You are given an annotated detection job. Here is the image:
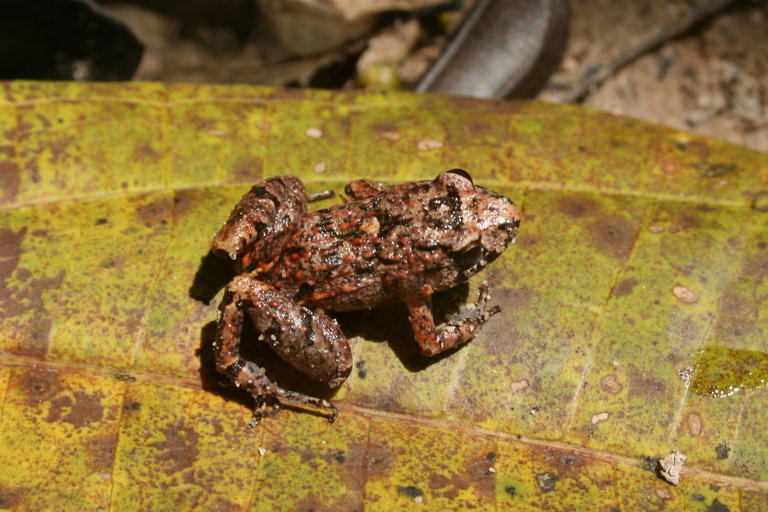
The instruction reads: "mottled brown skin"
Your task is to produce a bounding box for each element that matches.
[213,170,520,425]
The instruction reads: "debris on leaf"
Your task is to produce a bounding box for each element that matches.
[305,127,324,138]
[658,449,687,485]
[416,139,443,151]
[510,378,529,392]
[672,284,698,304]
[687,413,702,436]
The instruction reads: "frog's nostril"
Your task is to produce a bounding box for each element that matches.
[500,216,521,233]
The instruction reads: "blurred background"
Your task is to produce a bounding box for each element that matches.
[1,0,766,152]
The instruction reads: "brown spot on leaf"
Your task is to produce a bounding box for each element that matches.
[0,226,25,259]
[628,371,668,399]
[229,157,263,183]
[0,227,64,354]
[15,267,31,281]
[150,423,200,475]
[0,258,15,279]
[0,271,64,354]
[364,442,394,478]
[136,143,160,160]
[481,287,536,357]
[434,450,496,504]
[715,290,757,338]
[515,233,540,249]
[0,158,20,205]
[371,121,397,134]
[552,451,585,472]
[428,473,453,495]
[497,286,535,307]
[674,263,696,276]
[87,432,119,472]
[0,488,23,508]
[588,216,636,260]
[601,374,622,393]
[613,278,638,298]
[558,195,597,218]
[18,369,107,428]
[46,390,106,428]
[18,369,62,406]
[669,212,703,233]
[47,135,77,165]
[742,245,768,281]
[135,197,172,227]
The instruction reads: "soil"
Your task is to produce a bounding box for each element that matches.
[108,0,768,153]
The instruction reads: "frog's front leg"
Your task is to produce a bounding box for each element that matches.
[405,282,501,357]
[215,274,353,425]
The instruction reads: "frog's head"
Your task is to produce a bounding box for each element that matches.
[420,169,520,287]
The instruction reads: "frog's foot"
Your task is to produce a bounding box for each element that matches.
[247,393,282,428]
[406,281,501,357]
[453,281,501,324]
[307,189,335,202]
[248,385,339,426]
[273,387,339,423]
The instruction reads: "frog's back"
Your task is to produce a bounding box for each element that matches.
[262,185,427,311]
[261,171,519,312]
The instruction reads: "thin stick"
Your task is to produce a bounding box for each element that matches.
[561,0,739,103]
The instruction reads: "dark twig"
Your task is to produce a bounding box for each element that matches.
[561,0,739,103]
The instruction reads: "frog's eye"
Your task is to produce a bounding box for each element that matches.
[435,168,474,192]
[446,168,473,184]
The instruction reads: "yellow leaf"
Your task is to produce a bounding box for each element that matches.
[1,82,767,511]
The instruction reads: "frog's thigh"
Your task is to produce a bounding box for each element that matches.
[228,276,353,388]
[213,176,308,259]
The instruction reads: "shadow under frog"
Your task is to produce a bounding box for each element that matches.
[191,170,520,425]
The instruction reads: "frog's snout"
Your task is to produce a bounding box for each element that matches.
[502,198,521,230]
[480,195,520,252]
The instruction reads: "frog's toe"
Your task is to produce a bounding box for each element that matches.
[273,386,340,423]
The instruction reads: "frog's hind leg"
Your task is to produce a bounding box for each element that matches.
[214,283,280,426]
[215,274,352,425]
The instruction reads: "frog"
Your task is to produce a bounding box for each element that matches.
[212,169,520,426]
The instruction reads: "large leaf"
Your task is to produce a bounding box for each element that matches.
[0,82,766,511]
